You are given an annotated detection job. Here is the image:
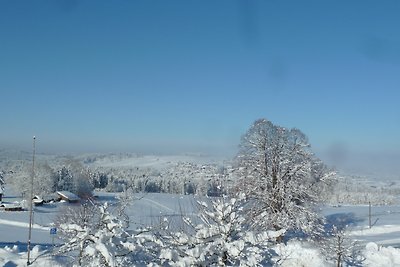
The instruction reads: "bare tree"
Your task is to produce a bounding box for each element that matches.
[235,119,333,239]
[321,225,365,267]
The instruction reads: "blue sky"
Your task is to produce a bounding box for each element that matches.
[1,1,399,162]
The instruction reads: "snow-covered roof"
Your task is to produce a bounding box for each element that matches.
[56,191,80,201]
[41,193,59,202]
[33,195,43,202]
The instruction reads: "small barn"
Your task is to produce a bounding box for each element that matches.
[32,195,44,206]
[42,193,61,203]
[0,203,23,211]
[56,191,80,203]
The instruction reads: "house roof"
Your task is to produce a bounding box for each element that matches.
[41,193,59,202]
[56,191,80,201]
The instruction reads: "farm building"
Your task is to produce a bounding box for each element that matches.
[0,203,23,211]
[32,195,44,206]
[42,193,61,203]
[56,191,80,203]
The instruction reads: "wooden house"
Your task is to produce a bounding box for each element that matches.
[56,191,80,203]
[32,195,44,206]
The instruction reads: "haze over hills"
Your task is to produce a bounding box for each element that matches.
[1,146,399,183]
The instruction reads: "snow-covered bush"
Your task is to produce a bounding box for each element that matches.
[363,242,400,267]
[57,202,154,267]
[157,194,275,266]
[273,240,330,267]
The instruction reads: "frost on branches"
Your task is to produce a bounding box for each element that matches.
[321,225,365,267]
[158,194,277,266]
[235,119,333,239]
[57,202,153,267]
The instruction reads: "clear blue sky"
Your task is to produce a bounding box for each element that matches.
[1,1,399,160]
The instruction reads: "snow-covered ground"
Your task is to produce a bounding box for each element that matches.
[2,151,400,266]
[2,190,400,266]
[322,205,400,247]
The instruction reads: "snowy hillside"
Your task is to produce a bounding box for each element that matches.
[1,149,399,204]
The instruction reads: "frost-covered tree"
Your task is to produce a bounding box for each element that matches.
[55,160,94,197]
[68,160,94,198]
[235,119,333,239]
[9,161,56,198]
[56,201,97,235]
[90,172,109,189]
[321,225,364,267]
[57,202,154,267]
[160,162,195,195]
[34,162,57,195]
[56,166,74,192]
[158,194,276,266]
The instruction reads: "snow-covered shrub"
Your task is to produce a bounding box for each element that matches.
[57,202,153,267]
[158,194,275,266]
[363,242,400,267]
[273,240,329,267]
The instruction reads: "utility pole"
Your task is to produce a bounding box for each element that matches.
[27,136,36,266]
[369,201,372,229]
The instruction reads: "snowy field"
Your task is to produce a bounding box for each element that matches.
[2,190,400,266]
[322,205,400,248]
[0,188,197,244]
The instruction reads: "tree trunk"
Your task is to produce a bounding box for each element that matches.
[274,225,284,243]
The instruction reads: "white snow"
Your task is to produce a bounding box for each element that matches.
[0,218,49,230]
[350,225,400,236]
[0,245,65,267]
[274,240,329,267]
[1,162,400,266]
[363,242,400,267]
